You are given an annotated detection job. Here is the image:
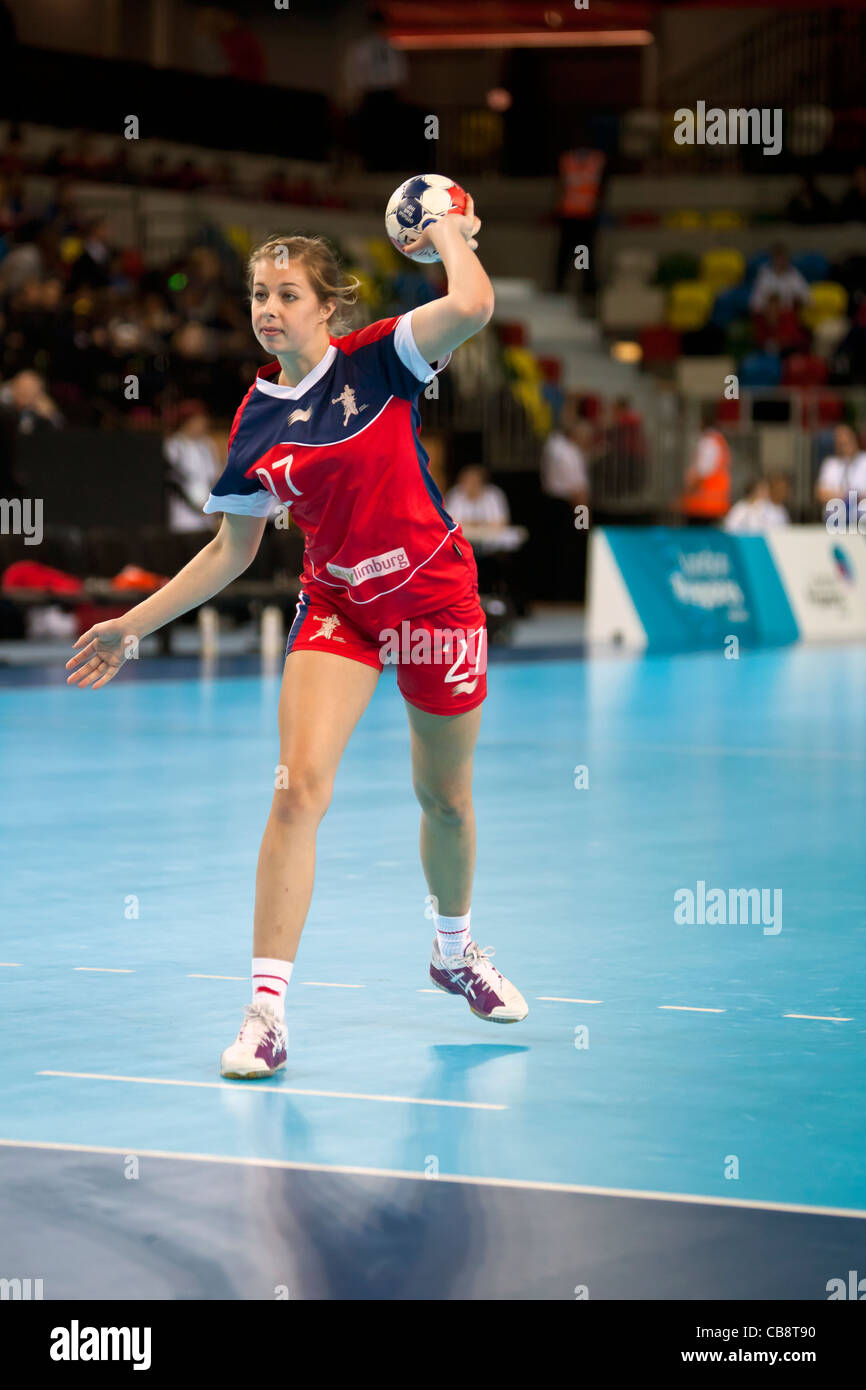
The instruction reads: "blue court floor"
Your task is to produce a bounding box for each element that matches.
[1,643,865,1299]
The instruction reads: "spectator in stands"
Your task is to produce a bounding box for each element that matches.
[0,393,22,498]
[604,396,647,495]
[67,217,113,294]
[554,142,606,298]
[766,470,792,525]
[814,423,866,522]
[541,413,590,511]
[342,6,409,172]
[723,475,788,533]
[752,291,810,357]
[678,402,731,525]
[192,6,266,83]
[749,243,810,314]
[832,299,866,384]
[0,370,63,433]
[540,411,591,601]
[839,163,866,222]
[163,401,220,534]
[0,228,43,294]
[786,173,835,225]
[444,464,510,533]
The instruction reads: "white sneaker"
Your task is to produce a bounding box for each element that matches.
[430,939,529,1023]
[220,1002,287,1079]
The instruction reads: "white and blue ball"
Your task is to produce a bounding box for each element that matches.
[385,173,467,263]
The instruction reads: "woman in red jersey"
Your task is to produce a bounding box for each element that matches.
[66,194,528,1078]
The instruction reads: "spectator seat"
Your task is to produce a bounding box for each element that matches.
[619,108,660,160]
[793,251,830,283]
[802,281,848,328]
[600,283,666,331]
[781,353,829,387]
[638,324,681,365]
[738,352,783,388]
[612,247,658,284]
[667,280,714,331]
[700,247,745,291]
[788,105,834,157]
[712,284,751,326]
[675,356,737,396]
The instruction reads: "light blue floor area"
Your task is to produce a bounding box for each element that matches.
[2,645,866,1215]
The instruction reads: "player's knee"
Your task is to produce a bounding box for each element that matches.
[414,780,472,826]
[272,766,333,824]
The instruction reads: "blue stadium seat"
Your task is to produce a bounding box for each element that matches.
[711,284,751,326]
[738,351,783,387]
[745,251,771,283]
[793,251,830,283]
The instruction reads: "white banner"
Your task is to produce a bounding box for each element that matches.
[765,527,866,643]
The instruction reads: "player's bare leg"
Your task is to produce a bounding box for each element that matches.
[407,702,480,917]
[221,650,379,1077]
[255,649,380,960]
[407,701,528,1023]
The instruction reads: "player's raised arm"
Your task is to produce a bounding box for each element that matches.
[409,195,495,363]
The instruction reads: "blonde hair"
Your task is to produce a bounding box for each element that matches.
[247,234,360,334]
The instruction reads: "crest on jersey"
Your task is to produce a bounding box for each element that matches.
[310,614,345,642]
[331,386,369,428]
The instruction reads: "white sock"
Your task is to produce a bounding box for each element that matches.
[252,957,293,1019]
[435,910,471,959]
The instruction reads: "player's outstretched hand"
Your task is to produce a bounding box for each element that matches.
[66,619,137,689]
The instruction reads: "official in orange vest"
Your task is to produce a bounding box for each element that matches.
[679,404,732,524]
[555,146,606,296]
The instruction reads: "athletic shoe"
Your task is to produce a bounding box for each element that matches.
[220,1001,287,1079]
[430,939,529,1023]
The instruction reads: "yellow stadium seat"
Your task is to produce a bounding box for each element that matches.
[801,281,849,328]
[224,225,251,258]
[667,279,715,331]
[700,247,746,291]
[365,239,397,275]
[664,209,703,229]
[706,209,746,230]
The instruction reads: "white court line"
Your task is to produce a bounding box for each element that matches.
[1,1136,864,1221]
[188,974,246,981]
[601,741,865,764]
[302,982,364,989]
[784,1013,852,1023]
[0,963,21,967]
[37,1070,505,1111]
[18,967,860,1021]
[538,996,604,1004]
[73,967,134,974]
[659,1005,726,1014]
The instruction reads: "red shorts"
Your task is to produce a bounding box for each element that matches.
[285,588,487,716]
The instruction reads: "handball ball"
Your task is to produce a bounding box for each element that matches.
[385,174,467,263]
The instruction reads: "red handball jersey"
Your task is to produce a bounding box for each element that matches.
[204,311,478,635]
